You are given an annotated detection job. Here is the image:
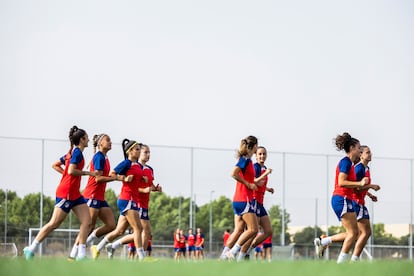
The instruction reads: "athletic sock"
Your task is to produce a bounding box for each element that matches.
[112,240,123,249]
[337,252,349,264]
[229,244,241,256]
[69,244,78,258]
[321,237,332,247]
[28,239,40,252]
[137,247,145,260]
[97,237,109,251]
[77,244,86,259]
[237,252,246,262]
[351,255,359,262]
[86,231,98,245]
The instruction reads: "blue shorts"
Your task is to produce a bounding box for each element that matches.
[86,198,109,209]
[354,203,370,221]
[331,195,355,221]
[128,245,136,252]
[140,207,150,220]
[263,243,272,249]
[256,203,268,217]
[117,199,140,216]
[187,245,195,252]
[255,246,263,253]
[195,246,204,251]
[233,199,256,216]
[55,196,86,213]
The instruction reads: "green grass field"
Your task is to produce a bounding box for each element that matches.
[1,258,413,276]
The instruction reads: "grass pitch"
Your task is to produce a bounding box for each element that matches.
[1,257,413,276]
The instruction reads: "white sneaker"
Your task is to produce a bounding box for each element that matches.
[313,237,326,258]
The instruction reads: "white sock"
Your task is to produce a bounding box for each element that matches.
[28,239,40,252]
[137,247,145,260]
[77,244,86,258]
[246,247,253,256]
[69,244,78,258]
[97,237,109,251]
[86,231,98,244]
[230,244,241,255]
[351,255,359,261]
[220,247,230,259]
[112,240,123,249]
[337,252,349,264]
[237,252,246,262]
[321,237,332,247]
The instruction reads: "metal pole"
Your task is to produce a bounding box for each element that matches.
[314,198,318,238]
[281,153,286,246]
[410,159,413,260]
[178,196,182,229]
[189,148,194,230]
[39,139,44,257]
[326,155,330,259]
[4,189,7,243]
[209,191,214,255]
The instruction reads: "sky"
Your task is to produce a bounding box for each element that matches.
[1,1,414,231]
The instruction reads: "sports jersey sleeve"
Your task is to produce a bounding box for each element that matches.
[70,147,84,165]
[338,157,352,174]
[254,163,262,177]
[235,157,249,173]
[354,163,365,181]
[59,155,65,164]
[113,159,131,175]
[93,152,106,171]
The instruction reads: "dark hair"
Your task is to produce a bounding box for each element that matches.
[237,135,258,158]
[122,138,139,159]
[334,132,359,153]
[68,125,86,151]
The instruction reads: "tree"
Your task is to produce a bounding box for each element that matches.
[268,205,291,245]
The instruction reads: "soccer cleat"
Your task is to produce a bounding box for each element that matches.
[23,247,34,260]
[90,245,100,260]
[76,256,87,261]
[225,250,236,261]
[105,243,115,259]
[67,256,76,262]
[313,237,327,258]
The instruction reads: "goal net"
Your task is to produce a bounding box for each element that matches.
[0,243,18,258]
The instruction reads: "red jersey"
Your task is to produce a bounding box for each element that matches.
[223,232,230,246]
[263,235,272,244]
[83,151,110,201]
[332,156,356,198]
[137,164,154,209]
[232,157,255,202]
[253,163,268,204]
[114,159,144,202]
[55,147,85,200]
[179,234,186,249]
[195,233,204,247]
[173,232,180,248]
[353,162,371,205]
[187,234,195,246]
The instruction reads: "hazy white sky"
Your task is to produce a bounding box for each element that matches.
[1,1,414,228]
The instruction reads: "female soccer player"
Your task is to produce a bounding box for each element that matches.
[24,126,96,260]
[91,139,146,261]
[314,144,380,262]
[68,134,120,260]
[219,135,259,261]
[243,146,274,259]
[100,144,162,258]
[351,145,380,261]
[314,132,368,263]
[195,228,205,260]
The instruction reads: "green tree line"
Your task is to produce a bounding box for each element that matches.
[1,189,408,246]
[0,189,291,245]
